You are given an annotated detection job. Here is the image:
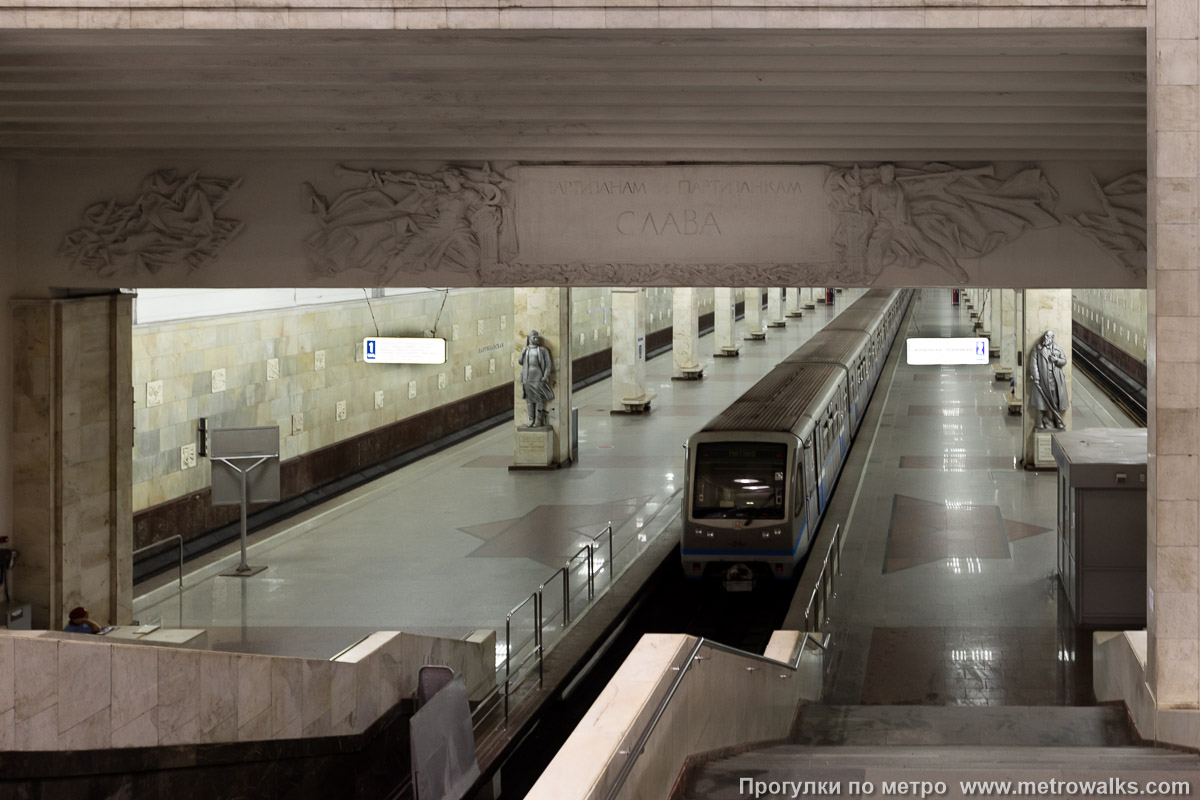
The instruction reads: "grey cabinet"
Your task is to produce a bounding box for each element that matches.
[1051,428,1146,629]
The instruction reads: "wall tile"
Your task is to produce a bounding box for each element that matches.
[14,637,57,725]
[57,641,111,734]
[237,654,272,728]
[199,651,237,735]
[157,648,200,738]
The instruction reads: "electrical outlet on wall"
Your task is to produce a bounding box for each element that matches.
[180,443,197,470]
[336,400,346,421]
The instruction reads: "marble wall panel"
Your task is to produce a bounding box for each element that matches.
[236,653,272,732]
[271,658,303,739]
[1148,0,1200,713]
[157,648,200,742]
[713,288,736,354]
[111,645,157,739]
[198,651,237,739]
[57,640,111,735]
[14,637,57,732]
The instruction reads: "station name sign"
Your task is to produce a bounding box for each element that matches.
[906,338,990,366]
[363,337,447,364]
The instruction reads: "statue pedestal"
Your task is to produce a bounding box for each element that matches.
[511,426,557,469]
[1031,430,1057,469]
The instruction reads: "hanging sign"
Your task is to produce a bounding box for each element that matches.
[363,337,447,364]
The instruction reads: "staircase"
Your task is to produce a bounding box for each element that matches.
[676,706,1199,800]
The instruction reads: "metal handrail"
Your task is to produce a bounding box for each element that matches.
[803,523,841,632]
[539,566,571,627]
[504,591,541,725]
[603,633,822,800]
[132,534,184,592]
[476,513,659,731]
[566,543,594,604]
[590,522,614,580]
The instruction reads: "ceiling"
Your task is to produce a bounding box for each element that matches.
[0,27,1147,162]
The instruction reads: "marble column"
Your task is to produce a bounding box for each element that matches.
[671,287,702,378]
[786,288,804,318]
[513,288,572,467]
[11,293,134,629]
[989,288,1003,358]
[767,288,786,328]
[1021,290,1071,468]
[713,287,738,357]
[803,288,816,310]
[610,288,647,411]
[1001,289,1018,375]
[1147,0,1200,713]
[743,288,765,339]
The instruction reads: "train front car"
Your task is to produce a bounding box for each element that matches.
[681,361,840,588]
[682,429,811,589]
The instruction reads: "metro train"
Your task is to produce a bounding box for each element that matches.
[681,289,913,586]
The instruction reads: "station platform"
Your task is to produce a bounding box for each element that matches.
[133,291,872,661]
[134,287,1137,715]
[808,289,1138,707]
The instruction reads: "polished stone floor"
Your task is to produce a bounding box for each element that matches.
[824,290,1138,706]
[134,291,872,660]
[134,287,1137,707]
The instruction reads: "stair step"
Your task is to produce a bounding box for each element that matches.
[792,705,1134,747]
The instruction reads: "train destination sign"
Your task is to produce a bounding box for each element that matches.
[363,337,447,364]
[906,338,990,366]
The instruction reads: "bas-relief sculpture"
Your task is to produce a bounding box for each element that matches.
[1069,172,1147,279]
[518,330,553,428]
[825,163,1060,284]
[1031,329,1068,430]
[302,164,517,283]
[60,170,244,276]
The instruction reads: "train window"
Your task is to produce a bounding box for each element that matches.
[692,442,787,520]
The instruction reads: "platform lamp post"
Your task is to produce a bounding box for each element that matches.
[208,426,281,577]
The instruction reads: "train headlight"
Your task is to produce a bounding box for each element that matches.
[706,531,714,538]
[762,531,770,539]
[773,528,781,536]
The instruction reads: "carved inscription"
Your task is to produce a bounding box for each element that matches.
[516,165,833,266]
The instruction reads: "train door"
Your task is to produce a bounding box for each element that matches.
[817,412,834,512]
[837,376,851,460]
[801,438,819,541]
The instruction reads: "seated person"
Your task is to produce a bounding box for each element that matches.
[63,606,101,634]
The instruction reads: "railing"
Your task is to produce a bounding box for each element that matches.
[132,535,184,593]
[473,521,626,730]
[802,523,842,633]
[602,633,826,800]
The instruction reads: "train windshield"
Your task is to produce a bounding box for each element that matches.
[692,442,788,519]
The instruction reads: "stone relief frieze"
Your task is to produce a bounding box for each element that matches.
[487,262,830,287]
[825,163,1060,285]
[302,164,517,282]
[1068,172,1147,279]
[60,169,244,277]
